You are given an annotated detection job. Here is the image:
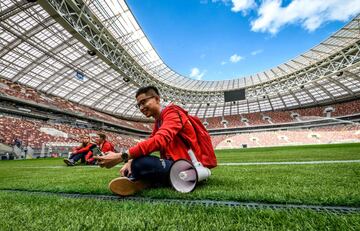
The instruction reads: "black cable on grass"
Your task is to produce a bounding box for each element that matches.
[1,189,359,214]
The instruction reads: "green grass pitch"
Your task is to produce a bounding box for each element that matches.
[0,143,359,230]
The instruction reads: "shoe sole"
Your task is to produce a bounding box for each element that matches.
[108,177,147,196]
[63,159,74,166]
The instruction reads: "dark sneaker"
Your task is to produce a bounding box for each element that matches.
[63,159,75,166]
[109,177,149,196]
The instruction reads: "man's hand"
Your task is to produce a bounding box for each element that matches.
[119,159,133,177]
[94,152,122,168]
[105,151,117,156]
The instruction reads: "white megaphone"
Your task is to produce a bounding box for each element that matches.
[170,149,211,193]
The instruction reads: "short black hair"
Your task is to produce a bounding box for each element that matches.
[135,86,160,98]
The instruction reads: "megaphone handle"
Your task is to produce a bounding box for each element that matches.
[188,149,200,165]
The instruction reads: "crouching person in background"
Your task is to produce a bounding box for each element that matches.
[64,135,95,166]
[85,133,114,165]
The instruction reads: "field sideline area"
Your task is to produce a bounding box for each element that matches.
[1,143,360,230]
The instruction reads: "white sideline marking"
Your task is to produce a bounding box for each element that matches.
[219,160,360,166]
[3,160,360,169]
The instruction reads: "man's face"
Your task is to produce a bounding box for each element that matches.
[136,93,160,118]
[82,137,90,144]
[96,136,103,145]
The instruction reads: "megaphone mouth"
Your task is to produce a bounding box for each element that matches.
[169,159,198,193]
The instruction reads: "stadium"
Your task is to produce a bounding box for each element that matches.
[0,0,360,229]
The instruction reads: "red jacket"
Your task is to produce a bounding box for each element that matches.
[85,140,114,163]
[99,140,114,153]
[129,104,202,162]
[72,143,95,155]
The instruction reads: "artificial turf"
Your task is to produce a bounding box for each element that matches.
[0,191,359,231]
[215,143,360,163]
[0,143,359,206]
[0,143,359,230]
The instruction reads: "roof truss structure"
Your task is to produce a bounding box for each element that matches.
[0,0,360,120]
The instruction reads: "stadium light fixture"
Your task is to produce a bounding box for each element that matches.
[87,50,96,56]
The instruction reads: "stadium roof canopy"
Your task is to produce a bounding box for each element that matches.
[1,0,360,120]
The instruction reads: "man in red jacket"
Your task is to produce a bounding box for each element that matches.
[96,86,216,196]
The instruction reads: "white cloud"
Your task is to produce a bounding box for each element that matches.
[215,0,360,34]
[212,0,256,12]
[251,0,360,34]
[189,67,206,80]
[229,54,243,63]
[251,49,263,56]
[231,0,257,13]
[221,61,227,65]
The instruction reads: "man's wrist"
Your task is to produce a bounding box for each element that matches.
[121,150,129,163]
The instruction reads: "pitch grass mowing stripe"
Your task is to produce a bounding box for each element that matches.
[219,160,360,166]
[7,159,360,169]
[2,189,359,214]
[1,191,359,231]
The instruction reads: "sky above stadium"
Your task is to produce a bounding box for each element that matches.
[126,0,360,81]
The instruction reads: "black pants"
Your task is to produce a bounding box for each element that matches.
[131,156,173,185]
[70,152,86,163]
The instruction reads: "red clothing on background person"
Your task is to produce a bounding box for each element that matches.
[99,140,115,153]
[72,143,95,155]
[85,140,114,164]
